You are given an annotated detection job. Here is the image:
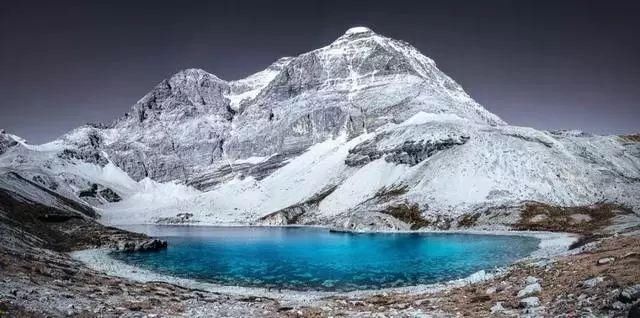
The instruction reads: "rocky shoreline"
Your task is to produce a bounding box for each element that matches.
[1,189,639,317]
[311,235,640,317]
[69,229,576,302]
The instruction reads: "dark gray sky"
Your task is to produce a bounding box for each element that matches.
[1,0,638,143]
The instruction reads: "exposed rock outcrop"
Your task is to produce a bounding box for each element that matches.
[115,239,168,252]
[0,130,19,155]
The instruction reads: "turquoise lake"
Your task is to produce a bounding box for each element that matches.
[111,226,539,291]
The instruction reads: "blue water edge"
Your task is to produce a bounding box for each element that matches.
[110,226,539,291]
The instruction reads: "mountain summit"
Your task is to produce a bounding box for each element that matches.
[1,27,638,230]
[89,27,507,183]
[344,26,374,34]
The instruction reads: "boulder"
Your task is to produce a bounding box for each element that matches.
[519,297,540,308]
[525,276,539,284]
[628,302,640,318]
[138,239,168,251]
[490,302,505,314]
[517,283,542,298]
[582,276,604,288]
[619,284,640,303]
[529,214,548,223]
[597,257,615,265]
[610,301,626,311]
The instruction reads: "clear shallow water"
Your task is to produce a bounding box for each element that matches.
[111,226,539,291]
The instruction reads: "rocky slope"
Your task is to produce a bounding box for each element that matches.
[0,27,639,229]
[0,187,279,317]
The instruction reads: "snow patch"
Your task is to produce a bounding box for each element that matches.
[233,155,273,165]
[319,159,410,215]
[399,111,466,127]
[345,26,373,35]
[101,178,201,225]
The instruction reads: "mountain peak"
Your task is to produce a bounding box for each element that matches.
[344,26,374,35]
[172,68,222,82]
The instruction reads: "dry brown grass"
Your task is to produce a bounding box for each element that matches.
[382,202,429,230]
[515,201,631,233]
[620,134,640,143]
[457,213,481,228]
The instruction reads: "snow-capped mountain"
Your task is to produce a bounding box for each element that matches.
[1,27,639,229]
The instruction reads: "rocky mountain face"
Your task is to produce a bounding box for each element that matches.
[1,27,639,229]
[99,26,504,185]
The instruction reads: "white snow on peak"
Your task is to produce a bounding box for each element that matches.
[345,26,373,35]
[2,24,638,230]
[227,57,293,110]
[173,68,222,82]
[6,133,26,144]
[398,112,467,127]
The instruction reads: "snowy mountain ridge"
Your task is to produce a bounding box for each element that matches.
[1,27,639,230]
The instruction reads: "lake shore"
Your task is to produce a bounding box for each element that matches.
[70,227,578,303]
[1,197,639,317]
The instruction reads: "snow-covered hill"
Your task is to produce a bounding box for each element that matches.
[1,27,639,229]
